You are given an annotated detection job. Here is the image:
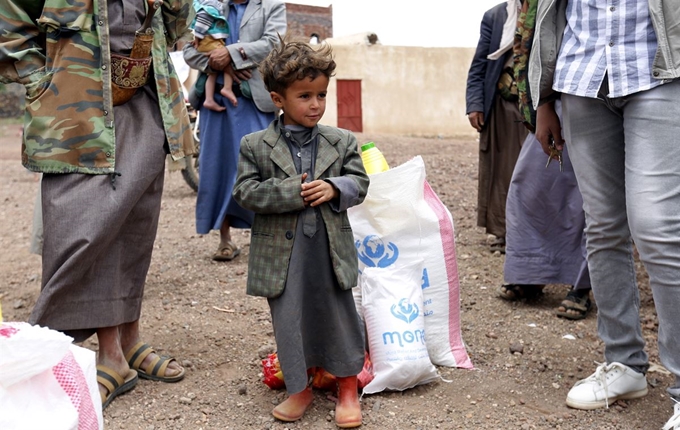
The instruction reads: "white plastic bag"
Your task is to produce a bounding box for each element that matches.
[0,322,103,430]
[361,262,439,394]
[0,322,71,387]
[349,156,473,368]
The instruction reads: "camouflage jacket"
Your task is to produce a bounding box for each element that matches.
[513,0,537,131]
[0,0,195,174]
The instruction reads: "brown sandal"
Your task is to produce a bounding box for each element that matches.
[489,237,506,254]
[498,284,544,301]
[124,341,185,383]
[556,289,592,320]
[212,241,241,261]
[97,365,138,410]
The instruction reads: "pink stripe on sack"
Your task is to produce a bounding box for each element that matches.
[423,181,473,369]
[53,351,99,430]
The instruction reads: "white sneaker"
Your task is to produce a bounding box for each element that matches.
[566,362,648,410]
[663,399,680,430]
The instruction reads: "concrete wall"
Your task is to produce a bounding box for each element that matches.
[323,43,477,138]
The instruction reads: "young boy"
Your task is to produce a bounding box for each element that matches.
[191,0,238,111]
[232,38,369,428]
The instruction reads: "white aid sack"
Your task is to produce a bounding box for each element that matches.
[348,156,473,368]
[361,263,439,394]
[0,322,103,430]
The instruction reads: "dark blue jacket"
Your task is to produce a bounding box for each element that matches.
[465,2,510,126]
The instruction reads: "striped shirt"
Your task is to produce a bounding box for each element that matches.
[553,0,660,98]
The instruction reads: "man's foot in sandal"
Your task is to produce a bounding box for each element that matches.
[498,284,544,301]
[97,365,138,410]
[212,240,241,261]
[489,236,506,253]
[556,287,592,320]
[124,342,185,383]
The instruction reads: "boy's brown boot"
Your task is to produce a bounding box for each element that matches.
[335,376,362,428]
[272,386,313,422]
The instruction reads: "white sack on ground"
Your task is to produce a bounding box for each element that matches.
[361,262,439,394]
[348,156,473,368]
[0,322,103,430]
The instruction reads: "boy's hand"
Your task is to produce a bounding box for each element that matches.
[301,174,338,207]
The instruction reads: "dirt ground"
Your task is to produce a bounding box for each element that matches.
[0,120,674,430]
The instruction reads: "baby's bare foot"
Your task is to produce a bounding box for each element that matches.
[203,98,226,112]
[220,88,238,107]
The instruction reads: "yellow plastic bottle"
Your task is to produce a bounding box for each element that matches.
[360,142,390,174]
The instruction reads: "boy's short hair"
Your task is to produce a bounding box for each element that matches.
[259,35,336,95]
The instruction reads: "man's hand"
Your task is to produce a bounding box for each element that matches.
[208,47,252,82]
[468,111,485,132]
[228,67,252,84]
[300,173,338,207]
[536,102,564,156]
[208,47,232,71]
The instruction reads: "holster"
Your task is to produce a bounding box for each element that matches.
[111,31,154,106]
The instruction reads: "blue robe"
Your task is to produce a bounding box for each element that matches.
[195,94,273,233]
[503,126,591,289]
[195,1,274,234]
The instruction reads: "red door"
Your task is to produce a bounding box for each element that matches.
[337,80,362,132]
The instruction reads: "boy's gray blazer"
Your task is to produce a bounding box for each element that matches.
[183,0,286,112]
[233,122,370,298]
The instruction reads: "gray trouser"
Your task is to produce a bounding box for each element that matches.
[562,79,680,398]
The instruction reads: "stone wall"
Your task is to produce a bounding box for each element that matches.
[284,3,333,42]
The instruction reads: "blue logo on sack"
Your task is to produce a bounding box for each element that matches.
[382,298,425,347]
[421,268,430,290]
[390,298,419,323]
[355,235,399,268]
